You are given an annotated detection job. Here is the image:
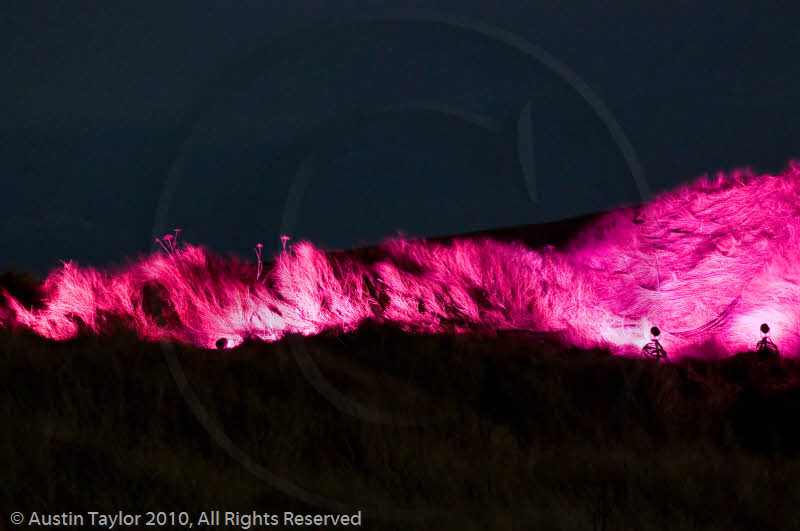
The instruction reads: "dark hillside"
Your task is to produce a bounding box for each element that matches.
[3,311,800,530]
[3,211,800,530]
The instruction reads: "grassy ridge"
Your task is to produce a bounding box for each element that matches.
[3,322,800,530]
[3,211,799,529]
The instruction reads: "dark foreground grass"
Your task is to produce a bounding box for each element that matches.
[3,322,800,530]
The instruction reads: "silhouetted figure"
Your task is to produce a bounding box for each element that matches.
[216,337,228,350]
[755,323,779,356]
[642,326,668,361]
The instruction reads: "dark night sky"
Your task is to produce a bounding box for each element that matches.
[2,1,799,276]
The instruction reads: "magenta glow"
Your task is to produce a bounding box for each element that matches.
[3,161,800,360]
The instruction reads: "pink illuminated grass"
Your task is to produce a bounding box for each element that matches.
[2,161,800,359]
[255,243,263,281]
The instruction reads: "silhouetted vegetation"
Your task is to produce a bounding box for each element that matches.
[3,322,800,530]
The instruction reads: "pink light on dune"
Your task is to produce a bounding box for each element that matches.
[2,161,800,359]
